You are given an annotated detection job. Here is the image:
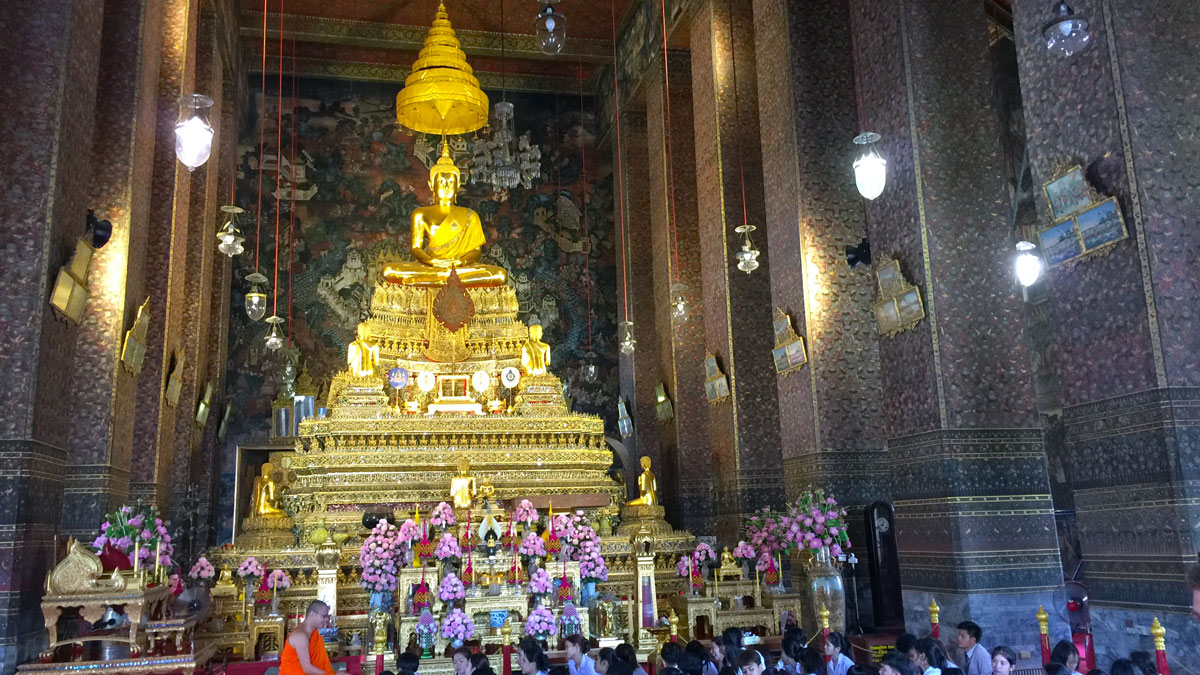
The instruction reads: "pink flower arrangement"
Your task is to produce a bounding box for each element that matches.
[360,520,403,593]
[579,553,609,583]
[514,500,539,526]
[693,542,716,565]
[237,556,264,578]
[266,569,291,591]
[435,532,462,562]
[188,556,215,580]
[525,604,557,637]
[92,501,174,569]
[676,555,692,578]
[441,608,476,642]
[529,568,553,595]
[397,518,419,545]
[430,502,456,528]
[520,532,546,558]
[732,541,757,561]
[777,489,852,556]
[438,572,466,602]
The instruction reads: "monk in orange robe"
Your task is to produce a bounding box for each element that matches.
[281,600,334,675]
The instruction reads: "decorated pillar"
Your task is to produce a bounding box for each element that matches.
[645,50,715,535]
[689,0,784,539]
[849,0,1060,648]
[1011,0,1200,665]
[59,0,168,537]
[615,108,664,490]
[0,0,106,667]
[130,0,202,510]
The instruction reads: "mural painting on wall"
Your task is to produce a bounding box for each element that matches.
[220,80,619,539]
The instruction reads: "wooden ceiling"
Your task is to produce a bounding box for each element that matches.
[242,0,637,93]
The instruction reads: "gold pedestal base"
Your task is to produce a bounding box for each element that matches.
[237,514,295,549]
[513,374,567,414]
[617,504,672,535]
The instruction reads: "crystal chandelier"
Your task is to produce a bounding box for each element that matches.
[245,272,268,321]
[1043,1,1090,57]
[264,315,286,351]
[618,321,637,354]
[216,205,246,257]
[670,282,688,322]
[734,225,760,274]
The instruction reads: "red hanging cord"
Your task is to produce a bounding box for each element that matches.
[577,60,593,350]
[255,0,268,271]
[288,38,297,347]
[659,0,681,280]
[611,0,629,322]
[727,0,749,228]
[272,0,283,318]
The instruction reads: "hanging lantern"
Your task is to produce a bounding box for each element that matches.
[264,316,285,351]
[670,282,688,322]
[1014,240,1044,288]
[618,321,637,355]
[535,6,566,55]
[175,94,215,171]
[245,272,269,321]
[852,132,886,200]
[1043,1,1091,57]
[734,225,760,274]
[216,206,246,257]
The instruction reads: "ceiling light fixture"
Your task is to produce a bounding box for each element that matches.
[852,132,887,200]
[1014,240,1044,287]
[216,206,246,257]
[175,94,215,171]
[1043,1,1091,57]
[535,5,566,55]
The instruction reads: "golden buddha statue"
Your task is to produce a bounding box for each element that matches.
[383,142,506,287]
[625,456,658,507]
[477,477,496,501]
[450,458,477,509]
[520,322,551,376]
[251,463,285,517]
[347,324,381,377]
[721,546,737,569]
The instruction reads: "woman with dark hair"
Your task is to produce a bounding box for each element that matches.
[1049,640,1081,675]
[686,641,714,675]
[518,638,551,675]
[799,649,827,675]
[909,637,946,675]
[565,635,596,675]
[716,631,744,675]
[1045,665,1070,675]
[1128,652,1156,675]
[1109,660,1140,675]
[777,628,807,675]
[453,648,474,675]
[823,633,853,675]
[880,651,920,675]
[597,649,619,675]
[616,643,649,675]
[471,654,495,675]
[990,647,1017,675]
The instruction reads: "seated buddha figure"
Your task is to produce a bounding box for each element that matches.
[383,142,507,287]
[520,321,551,376]
[251,463,286,518]
[624,456,659,507]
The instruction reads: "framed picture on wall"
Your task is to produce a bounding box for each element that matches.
[874,299,901,335]
[896,287,925,325]
[1043,166,1092,221]
[875,259,906,297]
[1038,218,1085,267]
[1075,197,1127,252]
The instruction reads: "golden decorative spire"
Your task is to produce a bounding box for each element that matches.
[396,1,489,135]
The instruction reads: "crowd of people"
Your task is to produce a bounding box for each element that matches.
[280,601,1172,675]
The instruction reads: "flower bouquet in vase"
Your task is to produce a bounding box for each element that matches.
[430,502,456,532]
[266,569,291,615]
[188,556,216,589]
[520,531,546,570]
[438,572,466,610]
[525,604,557,642]
[732,541,757,577]
[435,532,462,572]
[529,568,552,603]
[92,501,174,574]
[236,556,265,604]
[360,520,402,607]
[513,500,539,534]
[441,608,475,648]
[415,609,438,658]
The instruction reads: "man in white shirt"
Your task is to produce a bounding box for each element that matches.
[955,622,992,675]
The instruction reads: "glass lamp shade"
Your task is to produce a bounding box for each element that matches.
[175,94,215,171]
[216,205,246,257]
[535,6,566,55]
[734,225,761,274]
[245,272,269,321]
[1014,240,1044,287]
[582,363,597,383]
[1044,2,1090,57]
[670,283,688,322]
[264,316,285,351]
[618,321,637,355]
[852,132,886,200]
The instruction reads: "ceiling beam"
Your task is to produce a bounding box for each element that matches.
[241,11,612,63]
[250,55,589,95]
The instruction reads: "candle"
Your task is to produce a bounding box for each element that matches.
[155,541,162,576]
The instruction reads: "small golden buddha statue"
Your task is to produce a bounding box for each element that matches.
[477,477,496,501]
[347,325,381,377]
[383,142,507,287]
[520,322,551,376]
[625,456,658,507]
[450,458,477,509]
[251,463,285,517]
[721,546,737,568]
